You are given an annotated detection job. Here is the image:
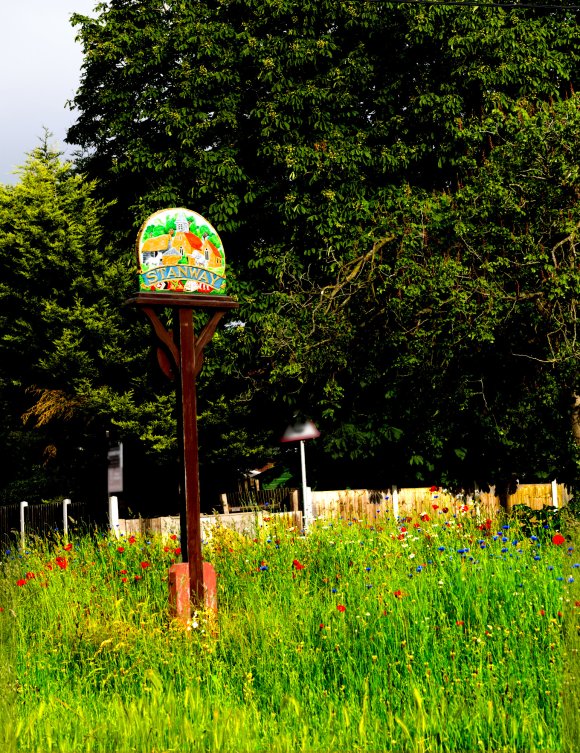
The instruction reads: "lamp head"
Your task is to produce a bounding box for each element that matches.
[280,419,320,443]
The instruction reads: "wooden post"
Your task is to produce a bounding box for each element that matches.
[127,293,238,608]
[176,307,203,603]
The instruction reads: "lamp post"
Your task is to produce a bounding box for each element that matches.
[281,419,320,529]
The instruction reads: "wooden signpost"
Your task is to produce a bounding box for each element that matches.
[126,208,238,616]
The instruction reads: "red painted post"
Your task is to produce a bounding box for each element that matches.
[168,562,191,623]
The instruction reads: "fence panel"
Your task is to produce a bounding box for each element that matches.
[0,504,21,547]
[221,488,298,514]
[0,501,99,545]
[311,484,568,522]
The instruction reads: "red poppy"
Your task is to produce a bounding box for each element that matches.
[429,485,438,492]
[336,604,346,613]
[121,577,128,583]
[25,572,35,580]
[456,620,464,626]
[558,611,563,618]
[140,561,151,569]
[432,504,439,511]
[16,579,27,587]
[539,609,546,616]
[174,548,181,556]
[119,569,127,575]
[63,543,73,551]
[128,536,136,544]
[292,559,305,570]
[134,574,142,581]
[552,533,566,546]
[55,557,68,570]
[401,526,407,533]
[45,563,53,570]
[420,514,430,522]
[117,546,125,553]
[394,589,404,599]
[442,507,449,514]
[170,534,177,541]
[163,546,171,552]
[575,601,580,608]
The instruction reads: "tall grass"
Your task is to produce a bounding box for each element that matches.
[1,508,575,752]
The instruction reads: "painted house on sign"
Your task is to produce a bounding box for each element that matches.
[137,208,226,294]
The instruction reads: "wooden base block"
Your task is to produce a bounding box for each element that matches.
[169,561,218,623]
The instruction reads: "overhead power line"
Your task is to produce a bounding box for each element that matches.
[364,0,580,9]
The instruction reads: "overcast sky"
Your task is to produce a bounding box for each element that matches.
[0,0,97,184]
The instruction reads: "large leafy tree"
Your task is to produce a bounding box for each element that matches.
[65,0,580,488]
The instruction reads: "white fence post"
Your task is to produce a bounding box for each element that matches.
[551,480,559,509]
[20,501,28,549]
[63,498,71,537]
[109,495,120,537]
[303,486,313,529]
[392,486,399,521]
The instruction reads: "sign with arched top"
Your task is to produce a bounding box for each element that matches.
[136,208,226,295]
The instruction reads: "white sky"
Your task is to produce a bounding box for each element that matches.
[0,0,97,184]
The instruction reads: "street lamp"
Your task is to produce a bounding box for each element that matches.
[281,419,320,529]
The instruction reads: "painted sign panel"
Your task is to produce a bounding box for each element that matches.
[136,208,226,295]
[107,442,123,494]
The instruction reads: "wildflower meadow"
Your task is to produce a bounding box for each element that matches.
[1,505,579,752]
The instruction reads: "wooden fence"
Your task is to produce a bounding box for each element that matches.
[117,510,302,539]
[1,483,570,546]
[114,482,570,541]
[310,483,570,521]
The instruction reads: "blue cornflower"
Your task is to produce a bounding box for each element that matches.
[530,535,538,542]
[502,525,510,530]
[332,587,338,593]
[556,576,564,581]
[259,565,268,571]
[512,540,519,546]
[533,555,541,561]
[502,537,508,543]
[365,566,371,572]
[501,548,508,553]
[416,566,423,573]
[568,577,575,583]
[438,546,445,552]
